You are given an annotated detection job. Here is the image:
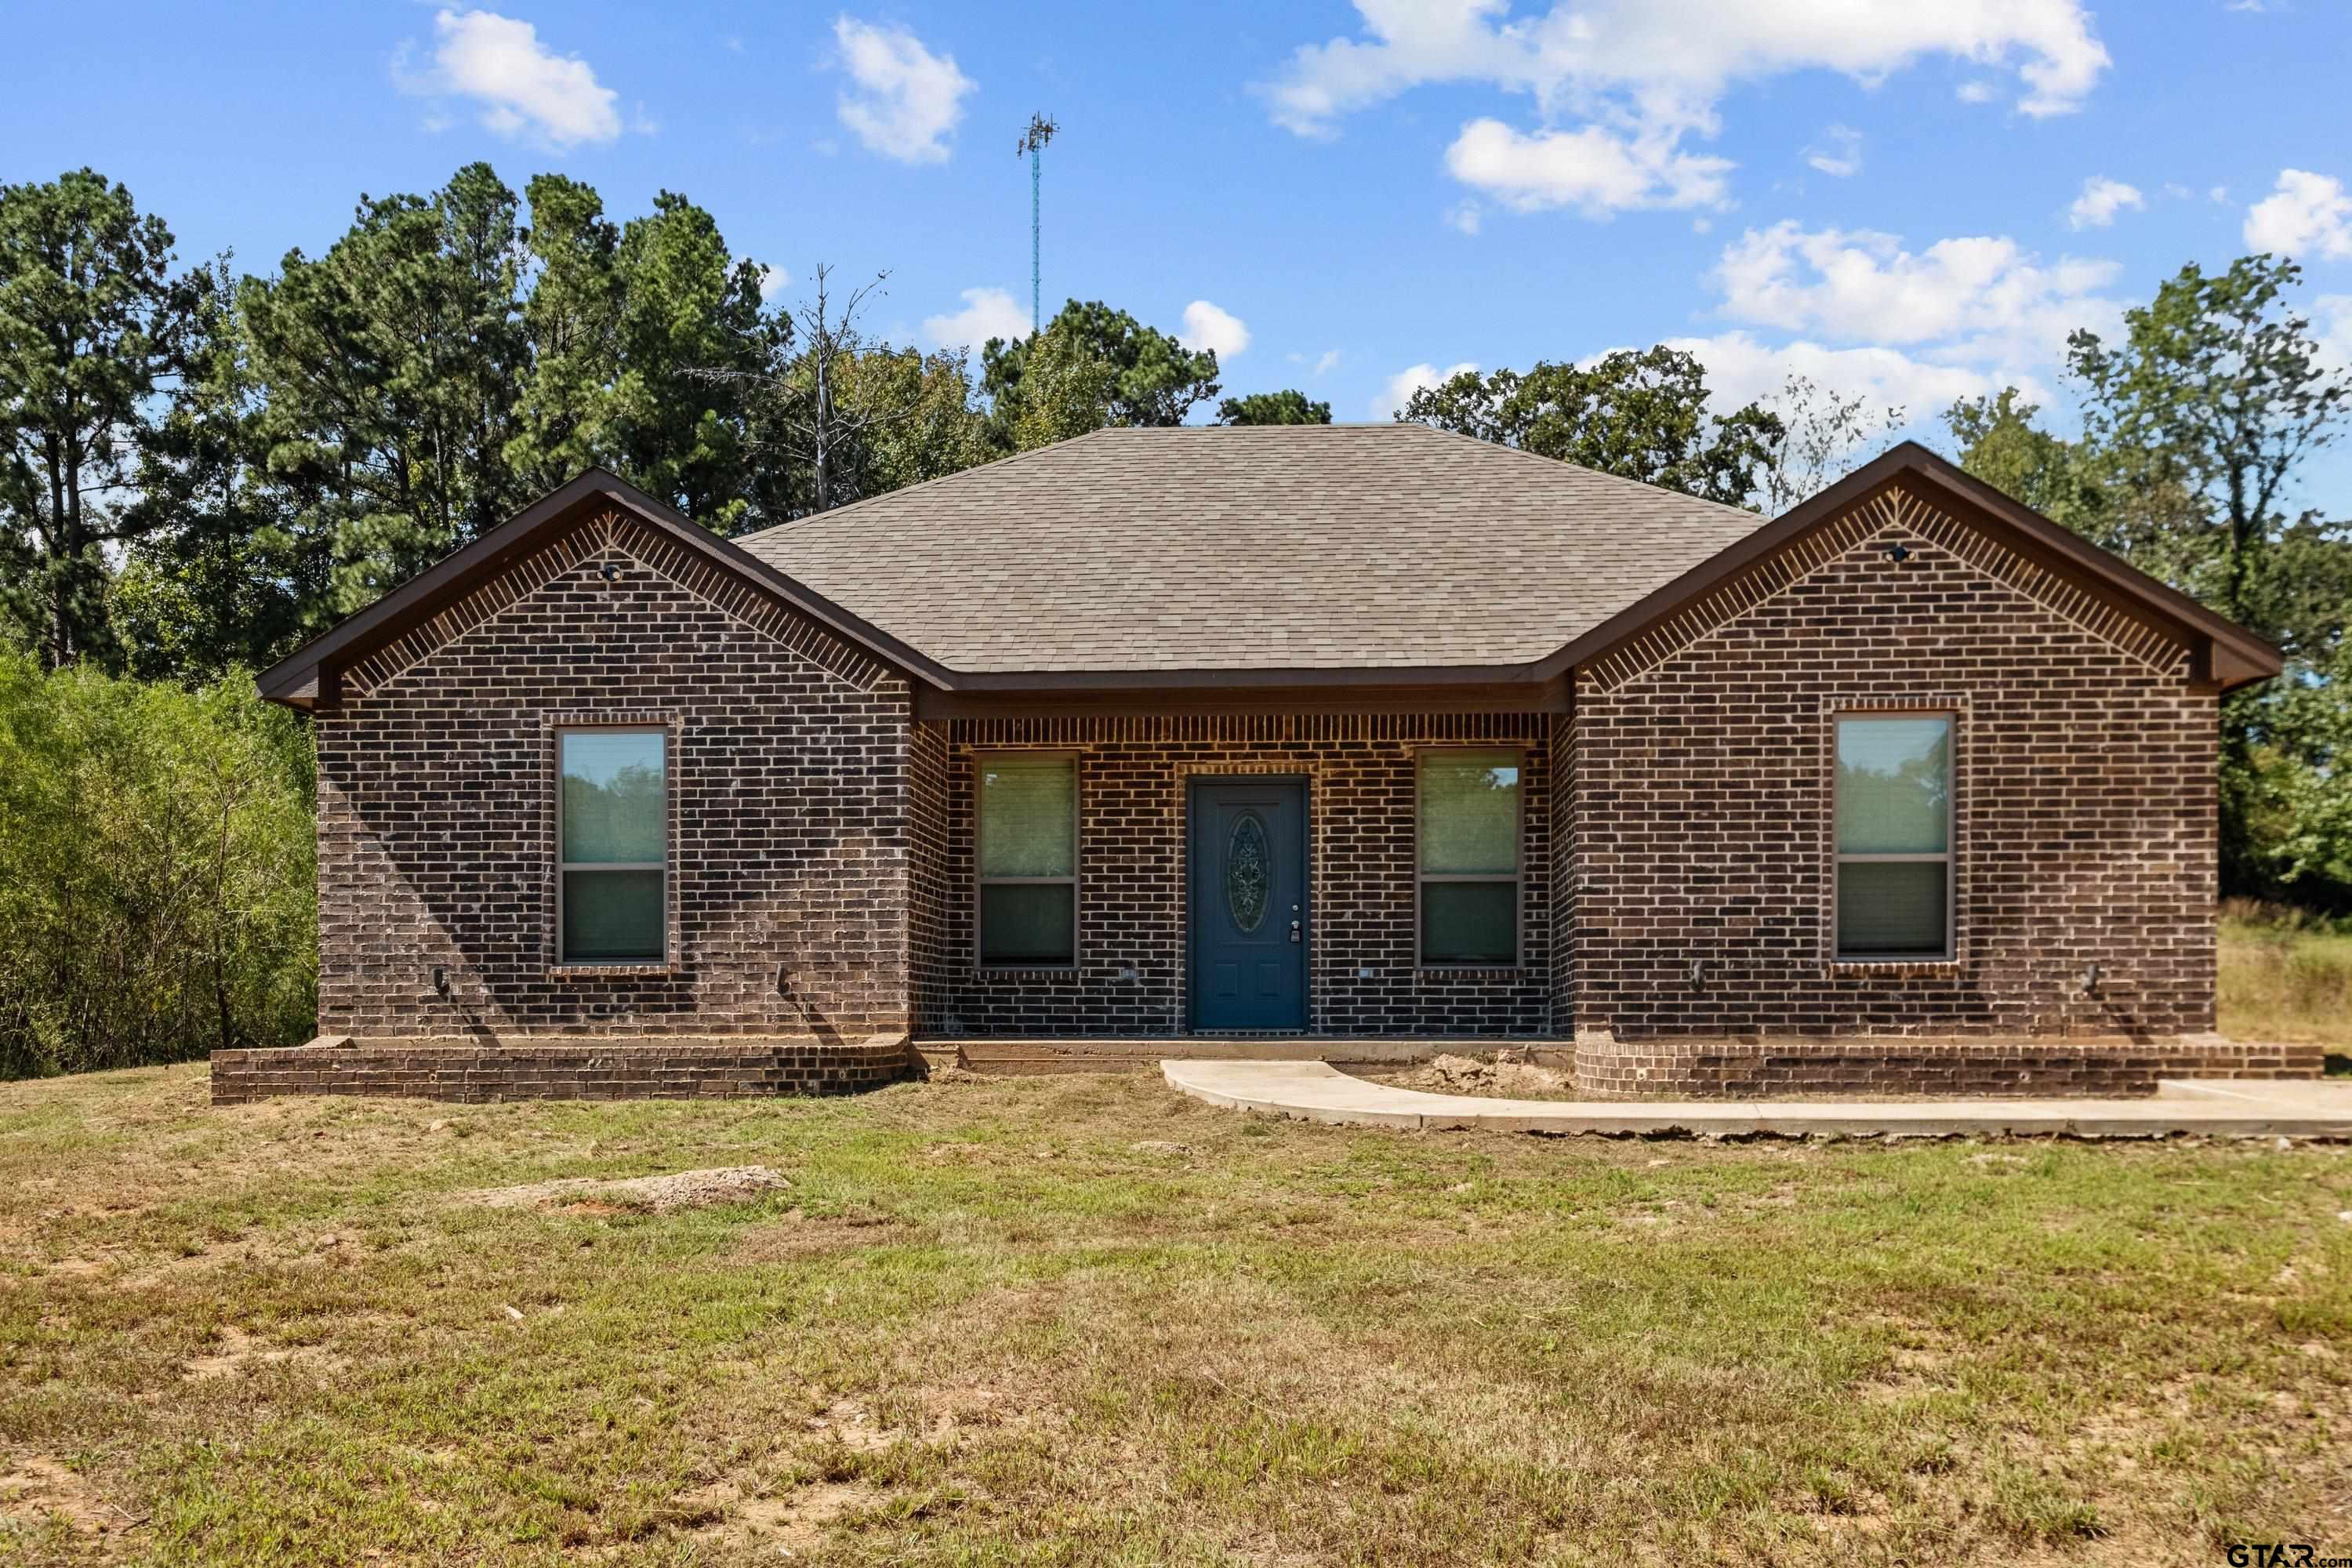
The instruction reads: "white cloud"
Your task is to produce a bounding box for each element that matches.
[1805,124,1863,179]
[2313,294,2352,372]
[832,16,974,164]
[1262,1,2107,216]
[1375,360,1478,419]
[2068,175,2144,230]
[757,266,791,303]
[1955,79,1998,103]
[1444,118,1732,216]
[1710,220,2121,370]
[1662,332,2013,425]
[921,286,1029,351]
[399,9,622,147]
[2245,169,2352,260]
[1446,198,1483,234]
[1177,300,1251,359]
[1314,349,1342,376]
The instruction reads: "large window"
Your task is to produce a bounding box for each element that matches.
[978,755,1076,967]
[1418,750,1522,966]
[1834,715,1954,960]
[558,728,667,964]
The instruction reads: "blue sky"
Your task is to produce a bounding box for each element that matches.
[7,2,2350,473]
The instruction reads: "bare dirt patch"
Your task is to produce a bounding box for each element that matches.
[181,1324,351,1382]
[0,1455,137,1553]
[460,1165,790,1215]
[727,1209,910,1261]
[682,1475,885,1553]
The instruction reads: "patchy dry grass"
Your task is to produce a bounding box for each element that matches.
[0,1065,2347,1566]
[2221,906,2352,1057]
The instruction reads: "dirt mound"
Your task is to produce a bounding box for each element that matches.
[464,1165,790,1215]
[1389,1053,1577,1099]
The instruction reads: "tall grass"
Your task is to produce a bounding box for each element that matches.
[0,655,318,1077]
[2217,898,2352,1050]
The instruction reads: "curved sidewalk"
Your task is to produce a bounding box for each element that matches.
[1160,1059,2352,1138]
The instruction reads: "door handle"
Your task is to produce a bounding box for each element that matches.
[1290,919,1302,944]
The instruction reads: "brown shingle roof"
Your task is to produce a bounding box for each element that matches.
[735,423,1765,673]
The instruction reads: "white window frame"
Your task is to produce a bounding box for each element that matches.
[1831,711,1957,964]
[556,725,670,966]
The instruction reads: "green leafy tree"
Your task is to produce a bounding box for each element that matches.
[1398,347,1784,506]
[0,169,210,668]
[111,257,310,681]
[829,343,993,499]
[240,163,532,622]
[604,192,772,529]
[1218,390,1331,425]
[982,299,1221,445]
[1948,256,2352,903]
[0,652,317,1076]
[506,172,624,495]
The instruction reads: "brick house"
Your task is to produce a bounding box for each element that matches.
[226,426,2302,1102]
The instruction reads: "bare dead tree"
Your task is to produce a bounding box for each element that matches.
[688,263,891,516]
[1760,374,1908,513]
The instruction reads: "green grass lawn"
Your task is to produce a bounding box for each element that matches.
[2220,907,2352,1059]
[1,1066,2347,1566]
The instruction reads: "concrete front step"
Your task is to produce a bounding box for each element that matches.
[943,1038,1549,1076]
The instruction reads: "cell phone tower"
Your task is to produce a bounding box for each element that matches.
[1016,113,1058,334]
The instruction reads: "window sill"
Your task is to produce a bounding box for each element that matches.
[1416,964,1524,976]
[973,964,1080,978]
[1828,956,1961,977]
[549,962,678,981]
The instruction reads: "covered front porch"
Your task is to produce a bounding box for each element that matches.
[905,708,1565,1041]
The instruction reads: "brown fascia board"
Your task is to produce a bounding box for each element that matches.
[254,470,960,708]
[914,676,1570,721]
[1530,441,2286,692]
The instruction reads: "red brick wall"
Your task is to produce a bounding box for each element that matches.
[916,714,1553,1036]
[211,1038,911,1105]
[1570,1037,2320,1098]
[314,510,914,1041]
[1566,482,2219,1043]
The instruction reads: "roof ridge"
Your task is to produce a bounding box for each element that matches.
[738,426,1125,541]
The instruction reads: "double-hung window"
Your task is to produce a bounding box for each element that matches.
[557,728,668,964]
[1833,714,1954,960]
[1418,749,1523,966]
[977,755,1077,967]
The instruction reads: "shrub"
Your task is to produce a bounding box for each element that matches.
[0,655,315,1076]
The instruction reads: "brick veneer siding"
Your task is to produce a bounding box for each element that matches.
[1566,482,2220,1044]
[915,714,1552,1036]
[314,508,914,1041]
[1571,1037,2321,1098]
[211,1037,910,1105]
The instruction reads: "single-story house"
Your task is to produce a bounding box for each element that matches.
[220,425,2314,1104]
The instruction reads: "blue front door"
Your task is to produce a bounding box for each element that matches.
[1189,779,1308,1031]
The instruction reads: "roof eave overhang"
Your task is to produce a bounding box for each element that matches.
[256,470,960,710]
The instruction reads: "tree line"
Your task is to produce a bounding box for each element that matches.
[0,164,2347,1074]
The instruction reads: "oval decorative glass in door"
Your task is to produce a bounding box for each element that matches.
[1226,812,1270,933]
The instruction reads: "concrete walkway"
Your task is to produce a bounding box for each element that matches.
[1160,1059,2352,1138]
